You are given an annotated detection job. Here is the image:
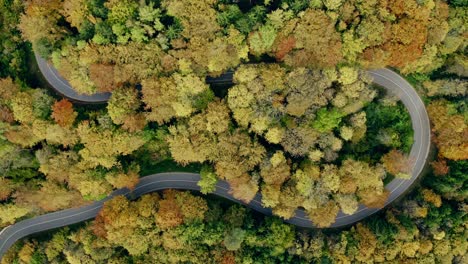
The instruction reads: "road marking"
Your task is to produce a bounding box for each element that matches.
[1,70,431,257]
[331,70,430,221]
[0,179,193,251]
[0,226,10,237]
[39,56,109,102]
[44,60,74,91]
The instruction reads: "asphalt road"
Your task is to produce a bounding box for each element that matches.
[0,60,431,260]
[34,53,111,103]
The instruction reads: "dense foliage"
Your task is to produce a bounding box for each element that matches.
[17,0,466,94]
[2,182,466,263]
[0,0,28,79]
[0,0,466,263]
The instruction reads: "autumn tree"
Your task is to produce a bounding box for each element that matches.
[260,151,290,186]
[76,121,148,168]
[0,77,19,102]
[142,73,213,124]
[19,0,67,55]
[198,165,218,194]
[0,178,14,201]
[382,149,413,179]
[423,79,467,97]
[93,194,157,255]
[10,91,35,124]
[38,150,79,184]
[107,87,141,126]
[89,64,116,92]
[13,181,84,212]
[224,228,246,251]
[278,9,343,68]
[0,203,31,226]
[228,64,373,158]
[51,99,77,128]
[163,0,219,40]
[307,201,340,228]
[105,164,140,190]
[167,100,265,202]
[427,100,468,160]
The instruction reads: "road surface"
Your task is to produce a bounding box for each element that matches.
[0,59,431,260]
[34,53,111,103]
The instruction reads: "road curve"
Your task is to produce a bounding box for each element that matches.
[34,53,111,103]
[0,60,431,260]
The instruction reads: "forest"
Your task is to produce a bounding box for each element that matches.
[0,0,466,263]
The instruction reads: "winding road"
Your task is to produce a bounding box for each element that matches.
[34,53,111,103]
[0,57,431,259]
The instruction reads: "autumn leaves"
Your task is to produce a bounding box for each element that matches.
[8,0,443,228]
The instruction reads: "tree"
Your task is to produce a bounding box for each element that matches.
[105,0,138,25]
[198,165,218,194]
[381,150,412,179]
[431,159,450,176]
[31,89,54,120]
[423,79,467,97]
[0,203,31,226]
[339,159,387,207]
[105,166,140,190]
[281,9,343,68]
[248,25,277,56]
[38,150,79,183]
[93,194,158,255]
[307,201,339,228]
[275,36,296,61]
[427,100,468,160]
[445,54,468,77]
[228,64,373,159]
[18,0,66,47]
[223,228,246,251]
[166,101,229,165]
[44,229,68,261]
[107,87,141,125]
[17,242,35,263]
[51,99,77,128]
[174,191,208,223]
[259,218,296,256]
[156,191,184,229]
[0,136,40,183]
[281,126,320,157]
[0,178,13,201]
[89,64,116,92]
[4,125,41,148]
[42,123,79,147]
[311,108,343,133]
[335,193,358,215]
[163,0,220,40]
[171,27,248,76]
[354,223,378,262]
[272,185,304,220]
[10,92,35,124]
[121,113,147,132]
[261,184,281,208]
[0,77,19,101]
[424,160,467,200]
[228,173,259,203]
[61,0,89,30]
[356,16,386,47]
[14,181,84,212]
[259,151,290,186]
[167,101,265,198]
[359,188,390,208]
[421,189,442,208]
[77,121,148,168]
[142,73,213,124]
